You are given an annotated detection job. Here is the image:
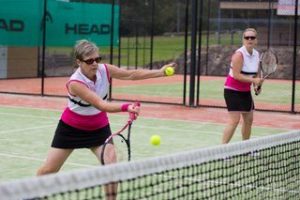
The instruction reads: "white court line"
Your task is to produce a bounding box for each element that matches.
[128,124,279,137]
[0,106,290,139]
[0,152,94,168]
[0,111,57,120]
[0,104,61,112]
[0,105,293,131]
[0,110,216,135]
[0,108,231,142]
[0,105,225,126]
[0,111,278,138]
[0,124,56,134]
[132,124,220,135]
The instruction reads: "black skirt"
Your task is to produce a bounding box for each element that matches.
[51,120,112,149]
[224,89,254,112]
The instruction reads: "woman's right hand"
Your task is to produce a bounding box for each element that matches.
[254,85,262,95]
[128,103,140,120]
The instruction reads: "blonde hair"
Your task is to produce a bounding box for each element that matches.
[74,39,99,61]
[243,28,257,37]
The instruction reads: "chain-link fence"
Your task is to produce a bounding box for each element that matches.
[0,0,299,113]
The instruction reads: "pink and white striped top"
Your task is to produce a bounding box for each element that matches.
[61,64,110,131]
[224,46,260,91]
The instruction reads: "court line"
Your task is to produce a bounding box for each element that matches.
[0,152,94,168]
[130,124,285,138]
[0,105,290,140]
[0,109,216,134]
[0,111,220,136]
[0,110,286,137]
[0,109,213,128]
[0,111,57,120]
[0,104,61,112]
[0,105,293,131]
[0,105,225,126]
[0,124,55,134]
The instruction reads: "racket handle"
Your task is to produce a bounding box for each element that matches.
[129,101,141,121]
[129,112,136,121]
[255,85,261,96]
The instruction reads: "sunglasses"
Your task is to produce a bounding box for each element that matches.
[81,56,102,65]
[244,36,256,40]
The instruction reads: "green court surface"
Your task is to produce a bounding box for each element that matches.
[114,79,299,105]
[0,106,290,182]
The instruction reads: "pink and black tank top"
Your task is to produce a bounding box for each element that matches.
[61,64,110,131]
[224,46,260,91]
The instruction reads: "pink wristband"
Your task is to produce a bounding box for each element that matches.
[121,103,130,112]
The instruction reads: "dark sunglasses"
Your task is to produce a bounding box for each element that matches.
[81,56,102,65]
[244,36,256,40]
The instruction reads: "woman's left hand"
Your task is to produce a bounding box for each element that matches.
[161,62,177,76]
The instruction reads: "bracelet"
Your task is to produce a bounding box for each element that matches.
[121,103,130,112]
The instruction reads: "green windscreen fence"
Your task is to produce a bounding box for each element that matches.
[0,0,119,47]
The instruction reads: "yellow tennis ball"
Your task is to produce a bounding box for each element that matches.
[165,66,174,76]
[150,135,161,146]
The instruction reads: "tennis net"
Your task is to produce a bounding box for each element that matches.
[0,130,299,199]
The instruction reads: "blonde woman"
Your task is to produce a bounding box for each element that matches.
[37,39,175,199]
[222,28,263,144]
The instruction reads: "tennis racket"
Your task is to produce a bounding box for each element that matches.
[255,49,278,95]
[100,102,140,165]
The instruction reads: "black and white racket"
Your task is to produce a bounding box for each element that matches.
[255,49,278,95]
[100,102,140,165]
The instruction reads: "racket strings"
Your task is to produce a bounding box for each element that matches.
[114,135,129,162]
[101,135,129,164]
[261,51,277,75]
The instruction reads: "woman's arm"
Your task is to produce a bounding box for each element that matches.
[68,82,139,114]
[106,63,176,80]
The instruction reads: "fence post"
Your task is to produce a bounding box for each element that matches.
[291,0,299,113]
[189,0,197,106]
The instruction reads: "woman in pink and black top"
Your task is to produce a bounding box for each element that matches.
[222,28,263,144]
[37,39,176,176]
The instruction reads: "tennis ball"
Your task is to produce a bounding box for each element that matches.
[165,66,174,76]
[150,135,161,146]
